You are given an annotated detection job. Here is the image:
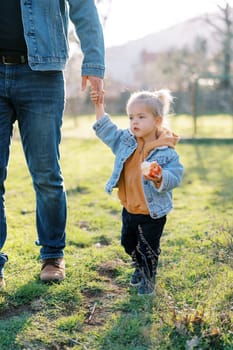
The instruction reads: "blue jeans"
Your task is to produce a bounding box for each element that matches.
[0,64,67,275]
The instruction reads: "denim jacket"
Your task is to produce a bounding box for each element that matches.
[20,0,105,76]
[93,115,184,219]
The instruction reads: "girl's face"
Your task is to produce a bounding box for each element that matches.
[128,102,161,142]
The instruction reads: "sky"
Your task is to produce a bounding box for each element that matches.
[97,0,233,47]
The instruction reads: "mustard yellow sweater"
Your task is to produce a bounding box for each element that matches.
[118,129,179,214]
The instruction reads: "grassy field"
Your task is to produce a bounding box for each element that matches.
[0,114,232,350]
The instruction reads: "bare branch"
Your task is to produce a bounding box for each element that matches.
[204,14,225,33]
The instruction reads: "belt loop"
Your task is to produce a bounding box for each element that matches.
[1,55,27,65]
[20,55,26,64]
[2,56,8,64]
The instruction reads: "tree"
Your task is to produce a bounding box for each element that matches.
[65,0,113,115]
[68,0,112,46]
[205,1,233,88]
[134,37,210,92]
[95,0,112,27]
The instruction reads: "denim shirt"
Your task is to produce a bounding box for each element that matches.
[93,115,184,219]
[20,0,105,76]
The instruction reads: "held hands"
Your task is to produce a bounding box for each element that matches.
[82,75,105,120]
[90,88,105,105]
[89,82,105,120]
[82,75,104,104]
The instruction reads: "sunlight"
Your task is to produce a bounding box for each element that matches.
[100,0,219,47]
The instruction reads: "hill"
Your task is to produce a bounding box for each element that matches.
[105,13,218,85]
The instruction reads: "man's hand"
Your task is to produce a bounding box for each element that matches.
[81,76,104,103]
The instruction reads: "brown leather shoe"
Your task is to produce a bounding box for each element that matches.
[0,277,5,289]
[40,258,65,282]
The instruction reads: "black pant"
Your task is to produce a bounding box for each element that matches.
[121,208,166,278]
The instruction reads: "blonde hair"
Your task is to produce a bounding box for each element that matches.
[126,89,173,122]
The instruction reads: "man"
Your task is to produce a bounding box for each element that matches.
[0,0,105,287]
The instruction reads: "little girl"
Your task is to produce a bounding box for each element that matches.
[91,89,184,296]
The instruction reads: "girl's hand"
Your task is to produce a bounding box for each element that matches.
[90,89,103,104]
[82,76,104,104]
[144,174,163,188]
[90,88,105,120]
[141,161,163,188]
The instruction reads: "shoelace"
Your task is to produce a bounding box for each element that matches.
[41,259,62,270]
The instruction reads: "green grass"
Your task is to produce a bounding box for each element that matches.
[0,114,232,350]
[61,113,233,139]
[170,114,233,139]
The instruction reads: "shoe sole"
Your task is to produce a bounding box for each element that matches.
[130,281,141,287]
[138,291,154,296]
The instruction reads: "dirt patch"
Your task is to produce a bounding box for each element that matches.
[97,258,126,278]
[82,258,127,326]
